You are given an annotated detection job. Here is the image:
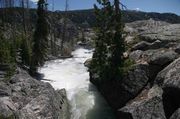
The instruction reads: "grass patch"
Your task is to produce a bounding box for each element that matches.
[0,115,15,119]
[119,58,135,76]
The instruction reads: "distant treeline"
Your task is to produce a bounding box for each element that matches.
[58,9,180,27]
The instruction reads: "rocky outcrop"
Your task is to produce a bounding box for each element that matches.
[155,57,180,88]
[0,68,69,119]
[89,19,180,119]
[125,19,180,51]
[90,63,150,109]
[147,50,178,66]
[155,57,180,118]
[84,58,92,68]
[118,86,166,119]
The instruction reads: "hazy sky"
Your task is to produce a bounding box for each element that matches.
[31,0,180,15]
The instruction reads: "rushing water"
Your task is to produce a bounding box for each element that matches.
[39,48,115,119]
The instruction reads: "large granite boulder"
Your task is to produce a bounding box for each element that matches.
[131,40,173,51]
[0,68,69,119]
[147,50,178,66]
[155,57,180,118]
[117,86,166,119]
[129,50,144,62]
[131,41,151,51]
[129,49,178,81]
[90,63,150,109]
[155,57,180,88]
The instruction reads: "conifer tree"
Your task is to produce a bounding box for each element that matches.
[92,0,125,83]
[91,0,113,83]
[109,0,125,80]
[30,0,49,74]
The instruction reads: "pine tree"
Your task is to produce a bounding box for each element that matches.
[109,0,125,80]
[91,0,113,84]
[91,0,125,83]
[30,0,49,74]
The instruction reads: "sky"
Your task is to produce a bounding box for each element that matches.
[30,0,180,15]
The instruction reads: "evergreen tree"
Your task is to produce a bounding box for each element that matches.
[109,0,125,80]
[91,0,113,84]
[30,0,49,74]
[20,36,32,66]
[91,0,125,83]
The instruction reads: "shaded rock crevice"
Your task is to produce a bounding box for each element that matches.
[162,87,180,119]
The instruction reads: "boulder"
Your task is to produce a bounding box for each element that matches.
[84,58,92,68]
[0,68,69,119]
[129,50,143,62]
[0,97,17,118]
[155,57,180,88]
[131,40,172,51]
[147,50,178,66]
[129,49,178,81]
[155,57,180,118]
[131,41,151,51]
[117,86,166,119]
[91,63,150,109]
[126,20,180,50]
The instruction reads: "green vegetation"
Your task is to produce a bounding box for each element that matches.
[0,0,50,77]
[91,0,126,84]
[119,58,135,75]
[0,115,15,119]
[20,35,32,67]
[0,29,16,79]
[30,0,49,74]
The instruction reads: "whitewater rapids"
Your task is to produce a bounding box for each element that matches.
[39,48,115,119]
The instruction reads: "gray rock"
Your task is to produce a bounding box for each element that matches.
[129,50,178,80]
[132,41,151,51]
[155,57,180,118]
[125,20,180,50]
[129,50,143,62]
[0,69,69,119]
[131,40,171,51]
[125,19,170,35]
[90,63,150,109]
[155,57,180,88]
[0,97,17,118]
[147,50,178,66]
[84,58,92,68]
[118,86,166,119]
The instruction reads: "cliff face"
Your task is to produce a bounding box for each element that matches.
[88,19,180,119]
[0,67,69,119]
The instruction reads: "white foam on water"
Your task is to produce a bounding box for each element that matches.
[39,48,115,119]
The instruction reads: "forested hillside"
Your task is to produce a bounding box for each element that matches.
[59,9,180,27]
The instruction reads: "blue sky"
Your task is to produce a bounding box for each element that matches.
[31,0,180,15]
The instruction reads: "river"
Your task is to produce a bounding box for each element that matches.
[39,48,115,119]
